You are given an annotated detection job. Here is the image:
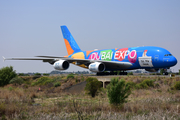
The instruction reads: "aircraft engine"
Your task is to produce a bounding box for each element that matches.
[53,60,69,70]
[145,68,159,72]
[89,62,105,72]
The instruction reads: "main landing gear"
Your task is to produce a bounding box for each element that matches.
[164,72,168,75]
[161,68,169,75]
[96,71,128,76]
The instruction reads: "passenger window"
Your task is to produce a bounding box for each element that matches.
[164,54,172,56]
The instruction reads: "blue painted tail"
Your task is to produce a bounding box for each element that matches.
[61,26,81,55]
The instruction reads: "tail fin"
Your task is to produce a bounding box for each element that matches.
[61,25,81,55]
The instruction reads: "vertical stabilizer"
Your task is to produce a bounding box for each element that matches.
[61,26,81,55]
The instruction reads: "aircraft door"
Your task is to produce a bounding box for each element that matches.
[154,55,159,62]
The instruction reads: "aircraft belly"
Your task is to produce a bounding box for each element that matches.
[104,62,131,71]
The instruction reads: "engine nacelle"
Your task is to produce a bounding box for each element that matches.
[89,62,105,72]
[145,68,159,72]
[53,60,69,70]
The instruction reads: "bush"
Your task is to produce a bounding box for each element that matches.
[9,77,24,85]
[67,73,74,79]
[18,73,29,76]
[107,78,131,106]
[154,83,160,88]
[135,83,148,89]
[126,81,136,89]
[85,77,102,97]
[31,76,54,86]
[173,81,180,90]
[54,82,61,87]
[135,79,154,89]
[33,73,41,80]
[0,66,17,86]
[34,73,41,76]
[43,73,50,76]
[127,72,133,75]
[75,76,79,83]
[8,86,13,91]
[53,76,61,81]
[18,73,24,76]
[142,79,154,87]
[81,75,84,81]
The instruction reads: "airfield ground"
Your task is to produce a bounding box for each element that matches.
[0,75,180,119]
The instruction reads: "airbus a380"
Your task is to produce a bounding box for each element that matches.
[3,26,177,75]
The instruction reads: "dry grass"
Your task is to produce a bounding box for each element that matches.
[0,76,180,119]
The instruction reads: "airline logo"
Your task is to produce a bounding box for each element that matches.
[88,48,137,63]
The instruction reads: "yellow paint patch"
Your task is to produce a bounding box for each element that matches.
[71,53,87,69]
[79,64,88,69]
[64,39,74,55]
[71,52,85,59]
[72,62,88,69]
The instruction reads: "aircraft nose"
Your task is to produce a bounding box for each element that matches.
[170,56,178,66]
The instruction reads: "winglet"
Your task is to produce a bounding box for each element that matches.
[2,56,6,62]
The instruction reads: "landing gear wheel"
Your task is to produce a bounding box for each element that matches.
[165,72,168,75]
[124,72,127,75]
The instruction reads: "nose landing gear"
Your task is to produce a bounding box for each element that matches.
[160,68,169,75]
[165,72,168,75]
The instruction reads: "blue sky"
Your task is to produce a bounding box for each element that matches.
[0,0,180,73]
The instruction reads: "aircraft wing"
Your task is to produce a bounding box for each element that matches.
[67,58,132,69]
[3,56,132,70]
[3,57,60,64]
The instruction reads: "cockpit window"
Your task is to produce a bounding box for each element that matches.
[164,54,172,56]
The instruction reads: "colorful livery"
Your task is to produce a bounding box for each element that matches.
[3,26,177,75]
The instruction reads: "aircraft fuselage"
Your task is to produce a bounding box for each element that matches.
[69,46,177,71]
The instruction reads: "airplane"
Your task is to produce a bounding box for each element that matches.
[3,25,177,75]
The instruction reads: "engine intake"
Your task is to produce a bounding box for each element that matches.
[89,62,105,72]
[53,60,69,70]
